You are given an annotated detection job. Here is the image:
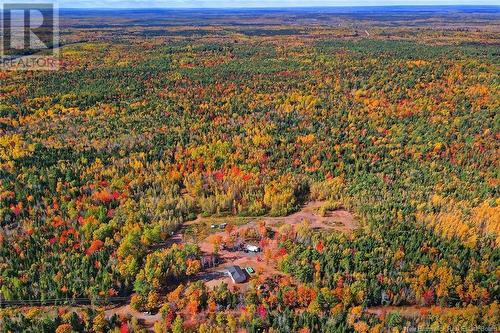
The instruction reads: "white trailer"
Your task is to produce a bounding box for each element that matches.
[245,244,261,253]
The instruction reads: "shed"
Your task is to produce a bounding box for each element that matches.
[226,265,247,284]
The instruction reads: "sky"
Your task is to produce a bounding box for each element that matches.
[58,0,500,8]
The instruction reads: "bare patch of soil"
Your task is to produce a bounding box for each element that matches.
[264,201,358,232]
[105,304,161,329]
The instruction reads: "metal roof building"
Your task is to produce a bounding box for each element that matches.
[226,265,247,284]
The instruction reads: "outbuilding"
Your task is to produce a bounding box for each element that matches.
[226,265,247,283]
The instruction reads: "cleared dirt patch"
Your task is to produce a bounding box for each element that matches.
[195,246,283,289]
[105,304,161,329]
[190,201,358,239]
[264,201,358,232]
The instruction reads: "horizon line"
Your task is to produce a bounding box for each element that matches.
[56,4,500,9]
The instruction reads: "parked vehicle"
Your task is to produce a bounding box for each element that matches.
[245,244,261,253]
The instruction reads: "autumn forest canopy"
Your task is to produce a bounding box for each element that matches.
[0,6,499,333]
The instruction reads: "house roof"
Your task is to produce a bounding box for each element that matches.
[226,265,247,283]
